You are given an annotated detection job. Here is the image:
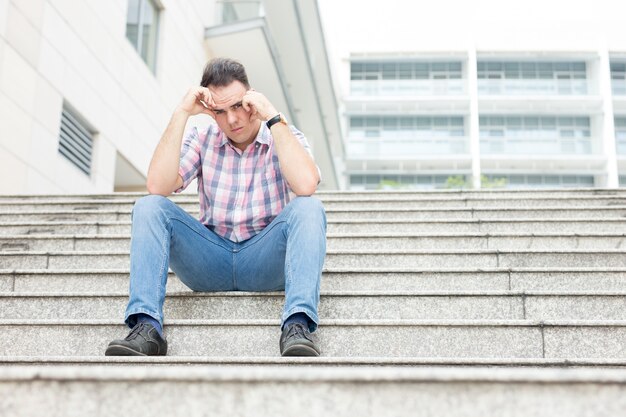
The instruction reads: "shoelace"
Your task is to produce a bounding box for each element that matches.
[286,323,311,342]
[125,322,148,341]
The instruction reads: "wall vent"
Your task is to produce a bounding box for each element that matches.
[59,106,94,176]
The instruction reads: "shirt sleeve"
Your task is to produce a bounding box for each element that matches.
[174,126,202,193]
[289,125,322,182]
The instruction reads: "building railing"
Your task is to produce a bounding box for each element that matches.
[347,137,469,158]
[350,79,466,96]
[478,79,590,95]
[480,136,595,155]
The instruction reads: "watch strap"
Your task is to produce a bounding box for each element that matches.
[266,113,285,130]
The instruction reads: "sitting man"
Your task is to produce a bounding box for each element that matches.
[105,57,326,357]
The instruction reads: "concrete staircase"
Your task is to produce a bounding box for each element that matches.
[1,189,626,416]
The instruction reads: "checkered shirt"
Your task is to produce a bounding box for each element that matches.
[175,122,316,242]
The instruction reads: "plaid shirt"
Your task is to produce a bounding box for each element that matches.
[175,122,316,242]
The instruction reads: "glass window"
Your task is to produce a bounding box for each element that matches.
[545,175,560,185]
[382,117,397,129]
[350,117,363,128]
[365,63,379,72]
[126,0,160,73]
[382,63,396,80]
[350,175,364,185]
[542,117,556,128]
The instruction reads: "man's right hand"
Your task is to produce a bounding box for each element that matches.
[177,86,216,118]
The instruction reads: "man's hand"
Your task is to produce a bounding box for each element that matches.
[177,86,216,118]
[242,90,278,122]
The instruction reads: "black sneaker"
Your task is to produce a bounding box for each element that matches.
[280,323,320,357]
[105,322,168,356]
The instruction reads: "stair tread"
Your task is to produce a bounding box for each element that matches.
[2,364,626,383]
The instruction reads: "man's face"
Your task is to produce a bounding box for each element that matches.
[209,81,260,151]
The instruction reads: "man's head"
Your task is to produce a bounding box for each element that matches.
[200,57,250,89]
[201,58,258,150]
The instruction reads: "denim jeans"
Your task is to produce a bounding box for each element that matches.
[124,195,327,332]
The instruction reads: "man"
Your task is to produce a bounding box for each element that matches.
[105,58,326,357]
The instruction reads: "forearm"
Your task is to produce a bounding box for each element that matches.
[271,124,320,196]
[146,109,189,195]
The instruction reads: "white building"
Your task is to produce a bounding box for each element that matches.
[0,0,343,194]
[319,0,626,189]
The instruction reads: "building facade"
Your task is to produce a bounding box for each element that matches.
[317,0,626,190]
[342,51,626,190]
[0,0,343,194]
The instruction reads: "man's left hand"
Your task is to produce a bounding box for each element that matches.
[242,90,278,122]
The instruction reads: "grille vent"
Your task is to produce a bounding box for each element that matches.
[59,107,93,176]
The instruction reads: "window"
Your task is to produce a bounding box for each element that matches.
[350,61,463,81]
[616,117,626,138]
[217,1,262,23]
[616,117,626,154]
[611,62,626,95]
[349,116,465,138]
[477,61,588,95]
[478,61,587,80]
[59,104,95,176]
[349,174,465,190]
[480,115,590,138]
[126,0,160,73]
[480,115,592,155]
[484,174,594,188]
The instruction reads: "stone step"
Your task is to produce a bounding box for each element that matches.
[0,233,626,252]
[1,249,624,269]
[3,268,626,293]
[3,198,626,213]
[2,194,626,211]
[2,206,626,222]
[0,291,624,321]
[2,365,626,417]
[0,319,624,358]
[1,218,625,235]
[0,187,625,199]
[1,188,625,201]
[5,355,626,367]
[0,232,625,252]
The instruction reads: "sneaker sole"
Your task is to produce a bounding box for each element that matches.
[281,344,320,357]
[105,345,148,356]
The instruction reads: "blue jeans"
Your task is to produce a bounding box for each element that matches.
[124,195,326,332]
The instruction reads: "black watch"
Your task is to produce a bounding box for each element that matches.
[266,113,288,129]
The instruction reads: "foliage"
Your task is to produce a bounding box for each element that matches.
[444,175,508,189]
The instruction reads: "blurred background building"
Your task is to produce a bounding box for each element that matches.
[320,0,626,190]
[3,0,626,194]
[0,0,343,194]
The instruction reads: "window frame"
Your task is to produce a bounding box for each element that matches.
[126,0,161,74]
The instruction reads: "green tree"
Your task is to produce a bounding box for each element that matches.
[444,175,508,189]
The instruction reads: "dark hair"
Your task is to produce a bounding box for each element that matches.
[200,57,250,89]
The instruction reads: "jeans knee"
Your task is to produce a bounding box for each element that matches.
[132,195,172,221]
[288,197,326,225]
